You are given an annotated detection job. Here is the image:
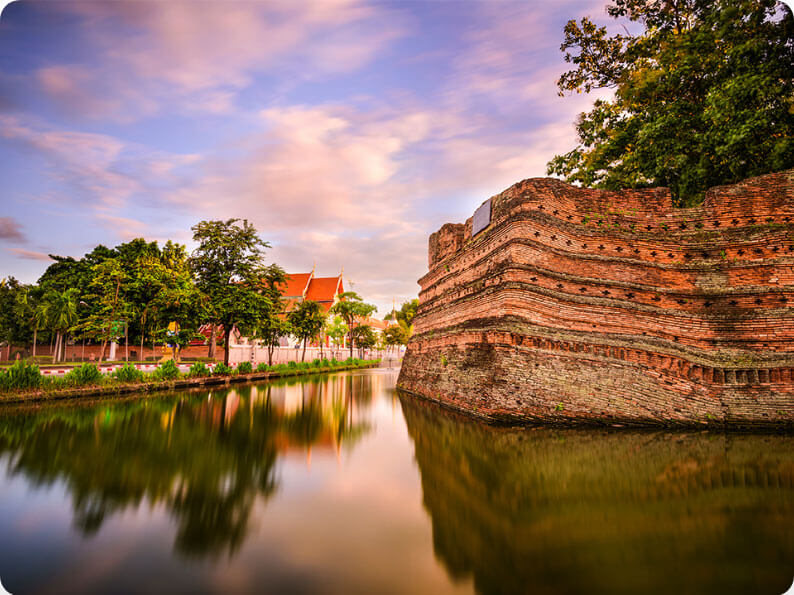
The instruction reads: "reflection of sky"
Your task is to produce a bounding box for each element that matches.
[0,0,617,313]
[0,369,473,594]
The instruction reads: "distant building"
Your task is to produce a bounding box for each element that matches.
[278,268,344,314]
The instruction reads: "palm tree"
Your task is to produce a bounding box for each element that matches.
[47,289,79,363]
[31,301,49,359]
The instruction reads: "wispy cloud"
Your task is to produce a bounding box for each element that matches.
[0,114,199,210]
[8,248,53,262]
[0,217,26,243]
[0,0,615,313]
[35,0,406,121]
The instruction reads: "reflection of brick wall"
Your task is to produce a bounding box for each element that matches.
[398,169,794,428]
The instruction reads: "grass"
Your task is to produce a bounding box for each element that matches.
[0,357,380,399]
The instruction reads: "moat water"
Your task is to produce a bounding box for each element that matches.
[0,368,791,594]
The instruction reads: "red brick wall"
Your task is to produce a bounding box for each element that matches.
[399,169,794,428]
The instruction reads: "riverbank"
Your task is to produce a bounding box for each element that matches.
[0,359,381,405]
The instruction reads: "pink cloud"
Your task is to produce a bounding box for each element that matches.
[9,248,53,261]
[0,115,198,211]
[0,217,26,242]
[37,1,406,120]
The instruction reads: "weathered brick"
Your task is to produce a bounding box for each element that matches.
[398,170,794,428]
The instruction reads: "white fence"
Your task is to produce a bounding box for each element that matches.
[226,344,404,366]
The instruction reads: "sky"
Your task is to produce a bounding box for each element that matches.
[0,0,617,315]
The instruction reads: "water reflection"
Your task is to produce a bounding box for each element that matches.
[0,372,791,594]
[0,373,375,560]
[399,395,794,595]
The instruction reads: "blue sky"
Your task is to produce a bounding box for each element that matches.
[0,0,615,314]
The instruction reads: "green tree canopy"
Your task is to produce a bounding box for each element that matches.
[0,278,33,354]
[547,0,794,205]
[189,219,272,366]
[384,298,418,345]
[326,315,349,352]
[330,291,377,359]
[350,324,376,353]
[287,300,325,362]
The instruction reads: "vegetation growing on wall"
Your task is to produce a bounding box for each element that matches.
[548,0,794,205]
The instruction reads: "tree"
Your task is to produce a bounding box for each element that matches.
[46,288,80,363]
[257,313,291,366]
[287,300,325,362]
[326,316,349,358]
[31,297,49,359]
[384,324,408,351]
[80,259,129,363]
[547,0,794,205]
[384,298,417,345]
[189,219,272,366]
[0,278,33,358]
[252,264,290,366]
[350,324,376,357]
[330,291,377,359]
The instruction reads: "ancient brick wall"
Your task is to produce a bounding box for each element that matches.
[398,170,794,428]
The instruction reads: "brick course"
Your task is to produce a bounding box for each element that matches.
[398,170,794,428]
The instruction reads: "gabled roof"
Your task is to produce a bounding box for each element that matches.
[278,271,344,314]
[306,275,343,304]
[279,272,313,298]
[357,316,389,331]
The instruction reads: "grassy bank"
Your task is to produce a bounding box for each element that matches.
[0,358,381,404]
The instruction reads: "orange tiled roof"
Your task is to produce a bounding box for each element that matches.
[356,316,389,331]
[306,275,343,304]
[279,273,313,298]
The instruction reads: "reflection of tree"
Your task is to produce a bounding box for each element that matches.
[0,373,376,560]
[399,394,794,595]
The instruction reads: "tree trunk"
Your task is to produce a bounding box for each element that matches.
[268,345,274,366]
[54,332,62,363]
[99,338,107,364]
[125,322,129,362]
[348,332,354,359]
[208,325,217,359]
[319,333,324,359]
[301,338,307,362]
[223,326,232,366]
[32,326,38,358]
[101,278,121,366]
[141,333,145,362]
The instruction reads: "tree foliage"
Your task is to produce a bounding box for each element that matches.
[189,219,272,366]
[350,324,376,353]
[330,291,377,358]
[547,0,794,205]
[384,298,418,346]
[287,300,325,362]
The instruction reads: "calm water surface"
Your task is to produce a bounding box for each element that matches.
[0,368,791,594]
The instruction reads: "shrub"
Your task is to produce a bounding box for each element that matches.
[187,362,211,378]
[236,361,253,374]
[113,363,144,383]
[287,361,297,368]
[256,362,270,373]
[212,362,233,376]
[152,360,180,381]
[0,360,41,391]
[63,363,103,387]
